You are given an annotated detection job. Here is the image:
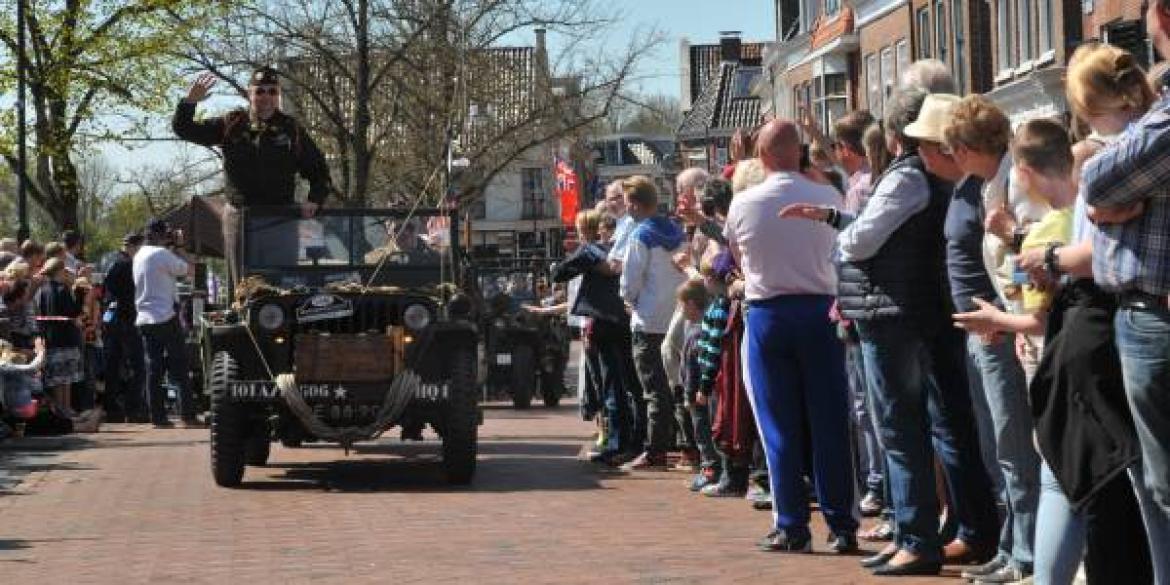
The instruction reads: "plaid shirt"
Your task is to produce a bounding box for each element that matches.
[1083,95,1170,295]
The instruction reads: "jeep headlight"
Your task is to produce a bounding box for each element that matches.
[256,303,285,331]
[403,304,431,331]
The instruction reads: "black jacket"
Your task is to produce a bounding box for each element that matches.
[1031,280,1141,513]
[103,251,136,323]
[837,154,954,329]
[551,242,627,325]
[172,102,332,207]
[36,280,82,349]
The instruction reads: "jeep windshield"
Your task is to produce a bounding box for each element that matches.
[240,207,457,290]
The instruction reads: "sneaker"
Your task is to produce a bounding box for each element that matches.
[757,529,812,553]
[700,481,747,498]
[827,533,860,554]
[745,483,768,501]
[620,451,669,472]
[746,484,772,510]
[860,491,884,517]
[689,467,718,491]
[671,449,700,472]
[859,520,894,542]
[961,555,1008,580]
[973,564,1027,584]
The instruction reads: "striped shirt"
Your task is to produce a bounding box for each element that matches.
[1082,95,1170,295]
[697,295,731,394]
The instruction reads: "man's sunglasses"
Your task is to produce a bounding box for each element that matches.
[252,86,280,96]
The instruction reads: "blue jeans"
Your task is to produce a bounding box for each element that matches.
[590,320,633,455]
[967,334,1041,571]
[847,341,884,494]
[743,295,857,540]
[691,391,719,470]
[139,318,195,423]
[857,319,999,559]
[1115,306,1170,584]
[1034,462,1085,585]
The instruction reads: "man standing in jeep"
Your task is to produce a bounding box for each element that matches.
[172,67,333,282]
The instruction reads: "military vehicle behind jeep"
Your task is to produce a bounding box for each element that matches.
[479,261,570,409]
[198,206,480,487]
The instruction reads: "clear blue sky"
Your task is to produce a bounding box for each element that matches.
[105,1,776,178]
[546,0,776,97]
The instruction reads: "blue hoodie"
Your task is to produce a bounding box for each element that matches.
[634,216,685,251]
[620,214,687,334]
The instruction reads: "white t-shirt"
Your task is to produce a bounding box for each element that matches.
[133,245,188,326]
[724,172,841,300]
[607,214,637,263]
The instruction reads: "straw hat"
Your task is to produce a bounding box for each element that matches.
[903,94,962,144]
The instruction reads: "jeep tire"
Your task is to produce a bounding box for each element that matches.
[510,345,535,409]
[209,352,248,487]
[245,424,271,466]
[441,349,478,485]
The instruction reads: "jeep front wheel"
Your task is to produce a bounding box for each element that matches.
[442,349,478,485]
[209,352,248,487]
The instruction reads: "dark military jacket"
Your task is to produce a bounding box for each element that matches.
[172,101,332,207]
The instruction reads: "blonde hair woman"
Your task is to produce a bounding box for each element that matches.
[1022,42,1158,585]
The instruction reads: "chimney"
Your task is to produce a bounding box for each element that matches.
[719,31,742,63]
[535,26,547,56]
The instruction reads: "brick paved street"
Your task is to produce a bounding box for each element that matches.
[0,405,956,585]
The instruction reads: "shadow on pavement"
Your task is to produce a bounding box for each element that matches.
[0,439,99,493]
[480,404,580,420]
[241,439,605,494]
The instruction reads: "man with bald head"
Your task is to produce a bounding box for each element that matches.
[723,119,859,553]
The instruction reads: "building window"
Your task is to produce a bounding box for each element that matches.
[935,1,948,65]
[866,52,882,119]
[917,7,932,59]
[881,46,896,112]
[1017,0,1033,63]
[521,168,547,220]
[825,0,841,16]
[997,0,1013,73]
[896,39,911,82]
[1037,0,1054,57]
[814,73,848,130]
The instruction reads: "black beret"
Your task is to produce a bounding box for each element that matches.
[249,66,280,86]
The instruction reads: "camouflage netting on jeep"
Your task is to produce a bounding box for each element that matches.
[233,275,458,308]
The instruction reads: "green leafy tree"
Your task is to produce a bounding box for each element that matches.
[0,0,225,231]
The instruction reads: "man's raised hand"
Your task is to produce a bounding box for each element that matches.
[185,73,218,103]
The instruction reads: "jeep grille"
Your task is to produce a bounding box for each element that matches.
[290,296,403,335]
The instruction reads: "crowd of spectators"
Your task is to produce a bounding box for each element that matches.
[552,33,1170,584]
[0,219,201,440]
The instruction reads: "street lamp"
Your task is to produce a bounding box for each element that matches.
[15,0,29,243]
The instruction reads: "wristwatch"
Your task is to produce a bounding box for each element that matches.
[1010,227,1028,254]
[1044,242,1063,277]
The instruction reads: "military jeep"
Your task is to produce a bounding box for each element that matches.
[198,206,480,487]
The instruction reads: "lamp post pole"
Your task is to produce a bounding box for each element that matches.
[16,0,30,243]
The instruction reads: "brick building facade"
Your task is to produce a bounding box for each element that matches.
[742,0,1161,137]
